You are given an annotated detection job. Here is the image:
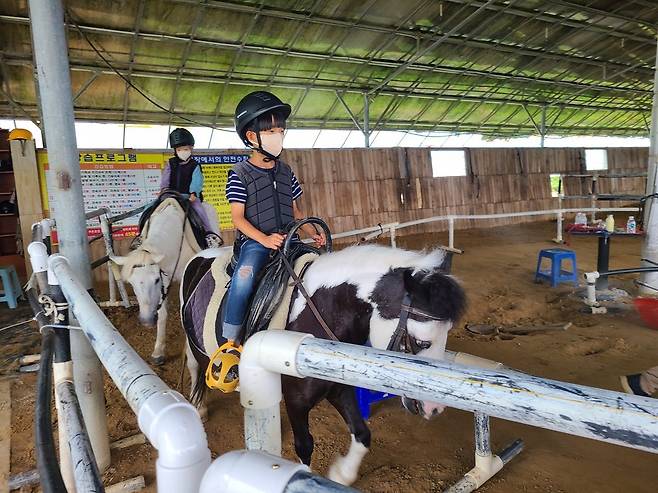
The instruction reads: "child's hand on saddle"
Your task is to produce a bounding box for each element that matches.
[312,232,327,248]
[189,193,197,202]
[261,233,286,250]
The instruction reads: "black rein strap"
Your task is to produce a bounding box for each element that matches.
[279,252,339,342]
[280,255,445,354]
[388,292,448,354]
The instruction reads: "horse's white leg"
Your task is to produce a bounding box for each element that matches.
[151,300,167,365]
[326,387,371,485]
[328,434,369,485]
[185,340,207,420]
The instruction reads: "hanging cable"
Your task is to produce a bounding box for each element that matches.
[66,9,233,133]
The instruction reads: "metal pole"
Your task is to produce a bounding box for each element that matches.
[49,255,212,493]
[642,39,658,293]
[443,413,523,493]
[56,381,104,493]
[555,211,564,243]
[448,217,455,249]
[28,0,110,470]
[596,235,611,290]
[540,104,547,148]
[363,93,370,148]
[241,332,658,456]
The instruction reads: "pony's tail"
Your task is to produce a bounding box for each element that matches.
[189,345,209,407]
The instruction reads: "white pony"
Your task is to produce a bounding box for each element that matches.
[112,198,219,364]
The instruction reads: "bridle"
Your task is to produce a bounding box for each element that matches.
[386,292,448,355]
[135,200,190,314]
[283,254,446,355]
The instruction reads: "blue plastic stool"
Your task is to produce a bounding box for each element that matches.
[534,249,578,288]
[0,265,21,309]
[356,387,396,419]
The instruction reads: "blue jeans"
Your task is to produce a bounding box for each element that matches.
[223,239,272,341]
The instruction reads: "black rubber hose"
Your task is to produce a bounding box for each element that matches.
[27,288,67,493]
[49,286,71,364]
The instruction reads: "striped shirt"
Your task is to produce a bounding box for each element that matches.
[225,163,303,204]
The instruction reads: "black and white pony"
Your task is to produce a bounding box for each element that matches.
[181,244,466,485]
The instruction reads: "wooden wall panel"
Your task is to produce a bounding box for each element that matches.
[20,144,640,284]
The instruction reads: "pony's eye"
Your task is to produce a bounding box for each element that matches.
[155,278,161,284]
[415,339,431,350]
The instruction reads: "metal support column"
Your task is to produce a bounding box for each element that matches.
[363,93,370,148]
[540,105,547,148]
[642,39,658,293]
[27,0,110,473]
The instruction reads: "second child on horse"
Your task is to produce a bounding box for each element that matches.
[160,127,222,247]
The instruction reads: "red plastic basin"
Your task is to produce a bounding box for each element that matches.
[634,297,658,330]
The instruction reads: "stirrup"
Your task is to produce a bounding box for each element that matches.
[205,233,224,248]
[205,341,242,393]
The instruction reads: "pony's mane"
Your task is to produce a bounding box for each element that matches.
[288,245,449,323]
[293,244,447,308]
[312,244,446,276]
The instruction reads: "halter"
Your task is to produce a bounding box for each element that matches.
[137,200,190,314]
[386,292,447,355]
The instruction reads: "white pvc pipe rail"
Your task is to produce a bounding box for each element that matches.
[324,207,639,249]
[240,332,658,458]
[47,254,211,493]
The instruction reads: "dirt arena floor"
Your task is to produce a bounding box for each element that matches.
[4,217,658,492]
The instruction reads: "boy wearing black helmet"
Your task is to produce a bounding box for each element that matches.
[221,91,325,349]
[162,128,220,246]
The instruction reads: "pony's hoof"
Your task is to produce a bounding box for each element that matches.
[150,355,165,366]
[327,457,357,486]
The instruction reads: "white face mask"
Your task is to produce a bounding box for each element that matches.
[258,132,284,158]
[177,149,192,161]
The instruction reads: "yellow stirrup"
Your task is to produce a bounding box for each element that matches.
[205,341,242,393]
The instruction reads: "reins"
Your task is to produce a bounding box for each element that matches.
[279,254,444,353]
[156,200,190,312]
[279,251,339,342]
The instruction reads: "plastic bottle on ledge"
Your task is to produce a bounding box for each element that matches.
[605,214,615,233]
[627,216,636,234]
[575,212,587,226]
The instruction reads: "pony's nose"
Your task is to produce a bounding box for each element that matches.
[139,313,157,327]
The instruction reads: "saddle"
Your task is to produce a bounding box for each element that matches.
[138,191,209,248]
[181,247,318,360]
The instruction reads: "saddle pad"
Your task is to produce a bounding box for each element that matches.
[198,251,318,356]
[141,198,202,253]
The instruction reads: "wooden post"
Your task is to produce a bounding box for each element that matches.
[10,140,43,275]
[0,380,10,493]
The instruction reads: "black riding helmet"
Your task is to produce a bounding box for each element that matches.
[169,128,195,148]
[234,91,291,147]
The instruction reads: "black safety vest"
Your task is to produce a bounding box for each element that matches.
[169,157,199,195]
[231,160,295,235]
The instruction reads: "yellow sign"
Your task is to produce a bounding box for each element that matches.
[36,150,247,235]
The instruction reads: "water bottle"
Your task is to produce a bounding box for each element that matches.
[627,216,636,234]
[605,214,615,233]
[575,212,587,226]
